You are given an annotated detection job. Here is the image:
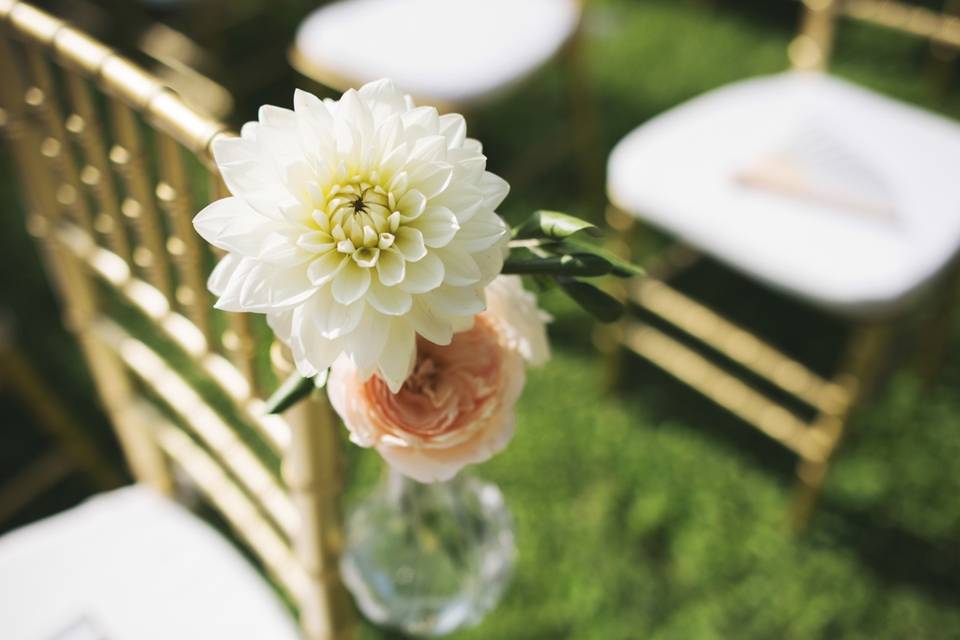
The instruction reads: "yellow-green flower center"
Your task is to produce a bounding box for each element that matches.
[309,180,405,268]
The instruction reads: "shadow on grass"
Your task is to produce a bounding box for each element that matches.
[814,497,960,607]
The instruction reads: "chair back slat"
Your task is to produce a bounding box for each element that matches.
[23,43,96,235]
[62,71,132,262]
[155,132,214,343]
[792,0,960,71]
[845,0,960,48]
[108,97,175,299]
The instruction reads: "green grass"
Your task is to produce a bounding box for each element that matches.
[3,0,960,637]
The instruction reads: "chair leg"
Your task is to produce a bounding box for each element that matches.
[913,261,960,386]
[789,321,893,529]
[597,205,638,392]
[563,17,604,199]
[791,458,829,529]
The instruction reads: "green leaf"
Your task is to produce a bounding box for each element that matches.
[513,210,602,240]
[503,252,613,277]
[264,371,320,414]
[557,237,644,278]
[556,278,624,323]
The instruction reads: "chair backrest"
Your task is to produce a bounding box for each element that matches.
[0,2,353,638]
[790,0,960,71]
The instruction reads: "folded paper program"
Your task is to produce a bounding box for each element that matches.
[734,122,898,224]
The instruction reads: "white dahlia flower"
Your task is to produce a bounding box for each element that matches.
[194,80,510,391]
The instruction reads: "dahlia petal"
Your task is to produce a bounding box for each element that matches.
[473,243,508,285]
[358,79,408,122]
[281,159,316,205]
[338,89,374,142]
[399,252,444,294]
[377,320,417,393]
[455,210,510,252]
[413,206,460,249]
[266,308,294,343]
[448,151,486,184]
[367,280,413,316]
[212,257,258,312]
[401,106,440,138]
[376,248,406,286]
[408,300,454,345]
[393,227,427,262]
[257,107,304,168]
[297,319,344,373]
[259,104,297,130]
[438,113,467,149]
[194,197,285,256]
[432,185,483,223]
[297,230,336,253]
[388,170,409,195]
[349,312,389,379]
[380,144,409,182]
[424,285,486,317]
[397,189,426,220]
[307,294,364,340]
[463,138,483,154]
[207,253,244,297]
[409,135,448,163]
[211,135,288,221]
[479,172,510,209]
[408,162,454,200]
[449,313,476,334]
[435,247,481,286]
[307,251,348,286]
[257,231,312,267]
[332,261,371,305]
[239,262,316,311]
[293,89,336,166]
[374,114,404,159]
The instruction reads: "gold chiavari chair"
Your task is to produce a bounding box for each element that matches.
[603,0,960,526]
[0,1,354,637]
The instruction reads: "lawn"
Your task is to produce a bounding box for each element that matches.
[2,1,960,638]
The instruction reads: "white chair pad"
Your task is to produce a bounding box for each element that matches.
[294,0,580,106]
[607,72,960,316]
[0,486,299,640]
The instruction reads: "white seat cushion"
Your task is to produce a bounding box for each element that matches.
[607,71,960,316]
[294,0,580,106]
[0,486,299,640]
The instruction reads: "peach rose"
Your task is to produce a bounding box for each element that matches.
[327,276,548,482]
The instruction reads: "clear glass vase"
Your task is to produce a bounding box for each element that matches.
[341,467,516,636]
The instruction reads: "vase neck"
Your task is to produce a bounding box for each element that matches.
[383,466,466,502]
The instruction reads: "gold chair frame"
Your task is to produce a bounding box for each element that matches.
[604,0,960,527]
[0,2,355,637]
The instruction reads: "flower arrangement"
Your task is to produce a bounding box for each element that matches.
[194,79,639,482]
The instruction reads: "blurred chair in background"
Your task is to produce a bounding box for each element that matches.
[604,0,960,525]
[289,0,599,188]
[291,0,581,110]
[0,2,354,637]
